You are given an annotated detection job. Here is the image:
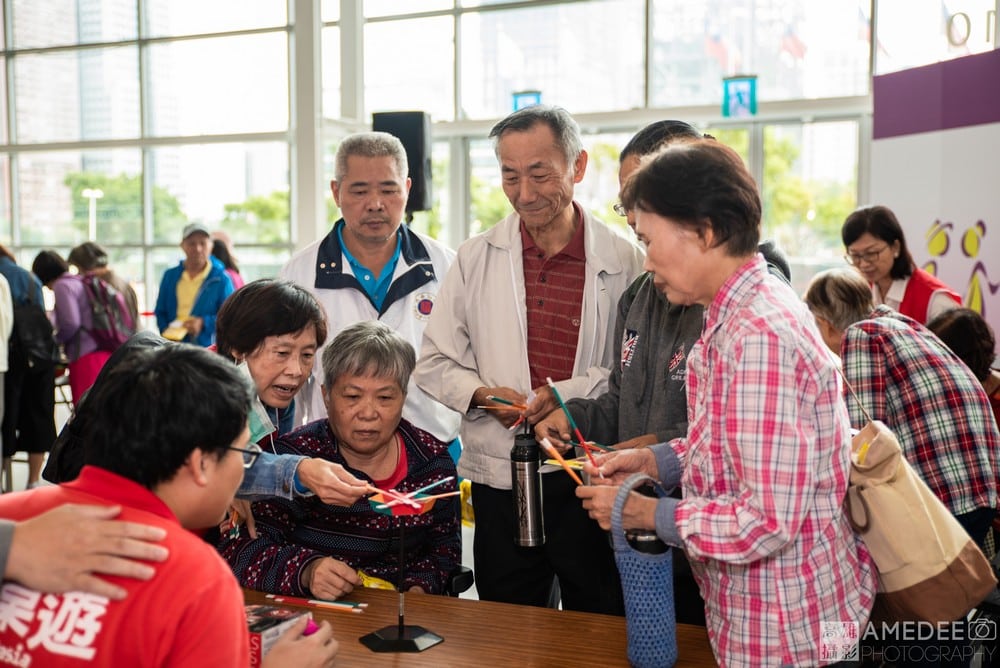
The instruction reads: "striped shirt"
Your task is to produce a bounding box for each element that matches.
[841,305,1000,516]
[521,209,586,390]
[672,256,876,667]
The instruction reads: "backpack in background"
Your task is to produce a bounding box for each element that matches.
[11,301,60,368]
[81,274,136,352]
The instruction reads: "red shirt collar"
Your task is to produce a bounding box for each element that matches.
[65,466,179,523]
[519,203,586,260]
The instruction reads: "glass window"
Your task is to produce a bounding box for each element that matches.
[221,246,291,283]
[321,26,341,121]
[0,64,7,146]
[14,46,140,144]
[146,33,289,137]
[650,0,870,107]
[143,0,286,38]
[575,132,635,234]
[459,1,644,119]
[760,121,858,294]
[365,16,455,121]
[365,1,453,17]
[149,142,290,246]
[16,149,143,247]
[0,154,11,245]
[461,0,527,6]
[468,138,508,235]
[12,0,137,49]
[407,140,451,242]
[704,126,750,164]
[874,0,996,75]
[321,0,339,23]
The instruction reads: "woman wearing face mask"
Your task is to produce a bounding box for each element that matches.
[841,205,961,324]
[214,279,369,512]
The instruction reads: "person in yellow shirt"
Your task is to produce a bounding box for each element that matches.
[154,223,235,346]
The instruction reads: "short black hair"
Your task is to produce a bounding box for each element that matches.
[621,139,761,258]
[216,279,328,361]
[31,250,68,285]
[841,205,914,280]
[620,120,702,164]
[927,308,996,382]
[81,345,254,488]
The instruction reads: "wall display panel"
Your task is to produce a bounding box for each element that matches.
[871,50,1000,351]
[147,33,288,137]
[149,142,290,246]
[16,149,143,247]
[12,0,136,49]
[14,46,140,144]
[364,16,455,122]
[142,0,286,39]
[459,0,644,119]
[650,0,870,107]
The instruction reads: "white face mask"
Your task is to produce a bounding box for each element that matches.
[236,360,276,444]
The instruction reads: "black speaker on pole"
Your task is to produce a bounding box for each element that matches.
[372,111,432,213]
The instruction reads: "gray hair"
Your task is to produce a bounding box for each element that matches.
[334,132,408,183]
[489,105,583,167]
[803,268,874,333]
[322,320,415,392]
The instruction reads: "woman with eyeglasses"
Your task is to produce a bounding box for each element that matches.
[841,204,961,324]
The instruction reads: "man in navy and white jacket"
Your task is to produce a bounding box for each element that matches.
[280,132,460,445]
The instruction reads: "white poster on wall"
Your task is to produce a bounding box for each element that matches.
[871,49,1000,354]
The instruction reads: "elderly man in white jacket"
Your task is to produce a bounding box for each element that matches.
[414,106,644,615]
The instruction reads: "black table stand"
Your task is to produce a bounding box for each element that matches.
[360,522,443,652]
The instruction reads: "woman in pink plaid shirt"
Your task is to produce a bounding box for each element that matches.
[578,139,876,667]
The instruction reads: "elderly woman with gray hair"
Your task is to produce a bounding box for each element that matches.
[804,268,1000,549]
[216,320,460,601]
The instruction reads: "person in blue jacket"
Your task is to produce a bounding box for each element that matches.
[154,222,234,347]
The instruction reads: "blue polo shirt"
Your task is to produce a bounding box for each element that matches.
[337,225,402,311]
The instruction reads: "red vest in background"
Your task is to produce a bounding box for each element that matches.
[899,267,962,324]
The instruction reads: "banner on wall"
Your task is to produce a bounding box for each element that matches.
[871,49,1000,356]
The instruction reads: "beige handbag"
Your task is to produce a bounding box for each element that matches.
[842,379,997,624]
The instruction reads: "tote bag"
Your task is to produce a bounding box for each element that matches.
[842,379,996,623]
[611,473,677,668]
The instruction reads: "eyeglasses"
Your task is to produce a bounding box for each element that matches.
[228,442,262,469]
[844,245,889,266]
[613,202,627,217]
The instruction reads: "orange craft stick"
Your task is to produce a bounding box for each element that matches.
[540,438,584,486]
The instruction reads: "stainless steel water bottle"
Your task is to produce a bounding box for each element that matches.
[511,432,544,546]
